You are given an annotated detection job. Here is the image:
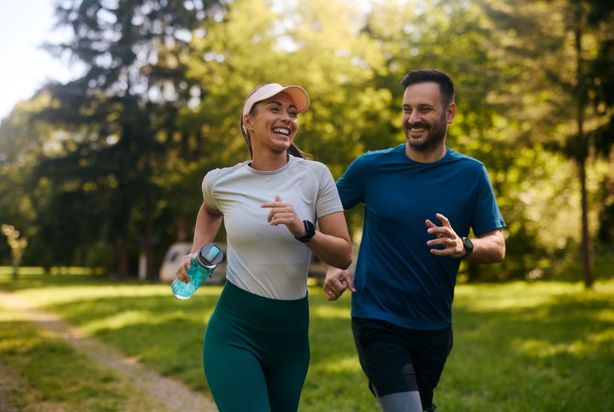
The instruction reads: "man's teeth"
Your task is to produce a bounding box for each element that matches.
[273,128,290,136]
[410,127,426,132]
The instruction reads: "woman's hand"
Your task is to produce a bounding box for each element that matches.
[262,196,353,270]
[260,195,306,237]
[175,252,197,282]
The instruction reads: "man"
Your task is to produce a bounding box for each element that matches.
[325,69,506,412]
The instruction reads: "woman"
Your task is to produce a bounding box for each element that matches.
[176,83,352,411]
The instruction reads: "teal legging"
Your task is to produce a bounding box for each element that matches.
[203,281,310,412]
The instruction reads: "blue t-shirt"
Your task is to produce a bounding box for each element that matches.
[337,144,505,330]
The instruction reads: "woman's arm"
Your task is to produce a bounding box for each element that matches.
[261,197,352,269]
[308,211,352,269]
[176,203,223,281]
[190,203,224,253]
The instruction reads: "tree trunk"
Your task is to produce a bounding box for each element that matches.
[574,1,593,289]
[578,157,593,288]
[116,240,131,279]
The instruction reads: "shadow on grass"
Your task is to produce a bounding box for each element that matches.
[3,274,612,411]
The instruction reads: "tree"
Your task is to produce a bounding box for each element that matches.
[34,0,226,278]
[187,0,389,236]
[1,225,27,279]
[480,0,613,286]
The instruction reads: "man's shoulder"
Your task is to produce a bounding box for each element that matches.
[364,144,404,157]
[445,148,486,170]
[355,144,404,164]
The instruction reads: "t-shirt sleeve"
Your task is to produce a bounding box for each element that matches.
[315,164,344,218]
[201,169,221,210]
[472,165,506,236]
[336,155,367,210]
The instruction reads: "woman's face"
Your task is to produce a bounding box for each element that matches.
[243,92,299,155]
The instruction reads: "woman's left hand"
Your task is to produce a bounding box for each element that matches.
[261,195,306,238]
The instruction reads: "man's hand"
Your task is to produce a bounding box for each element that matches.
[425,213,464,258]
[324,267,355,301]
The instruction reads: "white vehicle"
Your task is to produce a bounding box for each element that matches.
[159,242,227,284]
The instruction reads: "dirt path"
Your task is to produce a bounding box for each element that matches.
[0,291,218,412]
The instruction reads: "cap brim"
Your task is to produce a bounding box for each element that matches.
[243,83,310,115]
[278,86,310,113]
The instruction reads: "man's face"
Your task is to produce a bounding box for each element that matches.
[401,82,455,152]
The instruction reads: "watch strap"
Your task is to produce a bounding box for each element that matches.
[461,237,474,259]
[294,220,315,243]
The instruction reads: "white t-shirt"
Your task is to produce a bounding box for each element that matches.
[202,155,343,300]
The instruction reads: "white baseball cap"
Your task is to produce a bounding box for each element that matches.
[242,83,310,116]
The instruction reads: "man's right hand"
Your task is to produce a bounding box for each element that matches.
[324,267,356,301]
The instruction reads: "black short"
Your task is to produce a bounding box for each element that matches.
[351,317,452,408]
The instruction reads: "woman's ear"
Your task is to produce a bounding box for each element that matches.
[243,114,253,131]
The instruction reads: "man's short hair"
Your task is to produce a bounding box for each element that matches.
[400,69,455,107]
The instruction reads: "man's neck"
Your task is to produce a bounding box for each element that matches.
[404,143,447,163]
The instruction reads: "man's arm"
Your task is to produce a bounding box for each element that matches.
[426,213,505,263]
[467,229,505,263]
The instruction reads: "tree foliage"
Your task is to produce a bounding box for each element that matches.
[0,0,611,282]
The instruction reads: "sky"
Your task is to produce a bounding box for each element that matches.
[0,0,76,120]
[0,0,374,121]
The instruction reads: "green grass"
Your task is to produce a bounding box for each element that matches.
[442,281,614,411]
[1,272,612,411]
[0,292,170,412]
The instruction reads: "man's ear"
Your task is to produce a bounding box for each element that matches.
[446,102,456,124]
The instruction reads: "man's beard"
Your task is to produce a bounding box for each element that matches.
[405,115,447,153]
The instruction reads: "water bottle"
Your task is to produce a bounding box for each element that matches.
[171,243,224,300]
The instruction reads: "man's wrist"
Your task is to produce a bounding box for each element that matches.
[460,237,474,259]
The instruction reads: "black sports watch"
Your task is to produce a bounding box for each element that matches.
[461,237,474,259]
[295,220,316,243]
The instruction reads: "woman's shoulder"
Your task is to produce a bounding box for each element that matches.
[206,161,249,177]
[291,156,332,176]
[203,161,250,186]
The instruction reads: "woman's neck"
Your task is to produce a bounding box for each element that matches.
[250,151,289,171]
